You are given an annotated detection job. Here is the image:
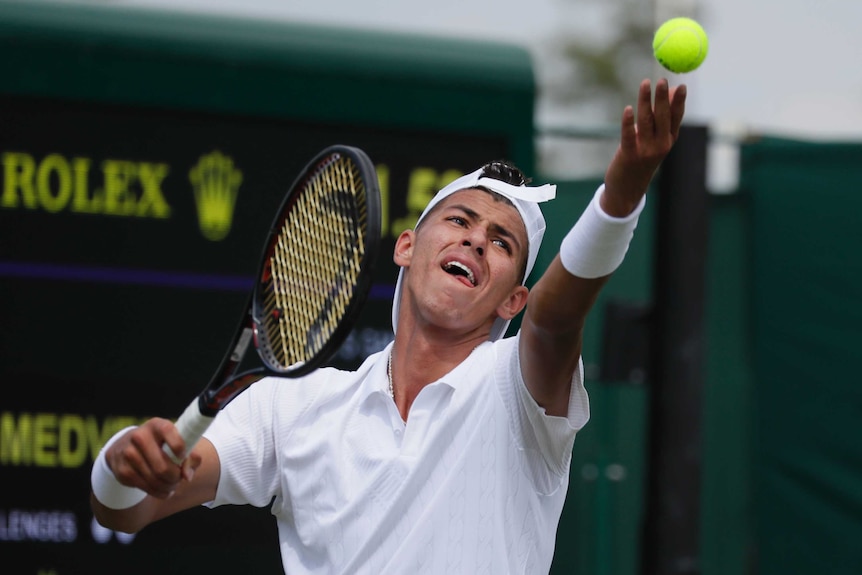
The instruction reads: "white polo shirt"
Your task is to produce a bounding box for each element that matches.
[204,334,589,574]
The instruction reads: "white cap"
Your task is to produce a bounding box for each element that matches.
[391,167,556,341]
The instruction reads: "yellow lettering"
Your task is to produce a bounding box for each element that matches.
[136,162,171,218]
[33,413,58,467]
[375,164,390,239]
[2,152,37,209]
[36,154,73,213]
[1,412,149,468]
[58,414,87,468]
[70,157,103,213]
[391,168,464,236]
[101,159,138,216]
[3,153,176,219]
[0,412,33,465]
[406,168,438,215]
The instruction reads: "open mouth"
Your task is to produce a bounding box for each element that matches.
[443,261,476,286]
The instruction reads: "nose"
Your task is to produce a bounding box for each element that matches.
[462,230,486,257]
[462,240,483,256]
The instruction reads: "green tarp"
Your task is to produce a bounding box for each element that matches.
[743,139,862,574]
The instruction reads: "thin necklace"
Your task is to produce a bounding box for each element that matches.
[387,351,395,398]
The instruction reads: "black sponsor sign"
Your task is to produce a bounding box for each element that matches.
[0,94,507,573]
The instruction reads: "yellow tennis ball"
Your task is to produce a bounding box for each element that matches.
[653,17,709,73]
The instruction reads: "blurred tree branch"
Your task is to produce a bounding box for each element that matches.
[543,1,655,122]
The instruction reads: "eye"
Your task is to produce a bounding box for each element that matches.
[492,238,512,253]
[447,216,467,226]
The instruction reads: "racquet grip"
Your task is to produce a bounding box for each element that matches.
[163,399,215,465]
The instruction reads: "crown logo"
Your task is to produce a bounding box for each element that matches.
[189,151,243,241]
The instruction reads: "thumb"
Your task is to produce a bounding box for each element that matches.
[181,453,201,482]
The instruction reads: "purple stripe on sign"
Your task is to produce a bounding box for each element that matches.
[0,260,254,291]
[370,283,395,300]
[0,260,396,300]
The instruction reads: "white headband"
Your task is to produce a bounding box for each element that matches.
[391,167,556,341]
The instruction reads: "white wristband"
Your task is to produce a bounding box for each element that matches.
[91,426,148,510]
[560,185,645,279]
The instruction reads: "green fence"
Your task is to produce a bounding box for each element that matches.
[546,137,862,575]
[745,139,862,574]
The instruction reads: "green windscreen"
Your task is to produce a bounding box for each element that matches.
[743,139,862,574]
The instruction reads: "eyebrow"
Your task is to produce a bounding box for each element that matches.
[446,203,524,254]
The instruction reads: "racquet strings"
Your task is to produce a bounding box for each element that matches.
[258,153,370,369]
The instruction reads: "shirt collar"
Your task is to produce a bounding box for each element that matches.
[358,341,491,403]
[433,342,490,390]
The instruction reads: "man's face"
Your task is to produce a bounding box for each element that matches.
[394,188,530,337]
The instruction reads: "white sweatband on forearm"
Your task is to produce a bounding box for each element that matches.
[91,426,148,510]
[559,184,645,279]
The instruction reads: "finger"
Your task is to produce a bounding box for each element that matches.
[619,105,637,155]
[653,78,671,137]
[636,78,654,135]
[129,424,183,496]
[160,433,187,464]
[149,417,187,463]
[181,456,198,482]
[668,84,688,140]
[117,440,177,498]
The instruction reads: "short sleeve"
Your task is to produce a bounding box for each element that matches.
[202,378,286,508]
[495,336,590,492]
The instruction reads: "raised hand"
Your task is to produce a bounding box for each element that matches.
[602,78,687,216]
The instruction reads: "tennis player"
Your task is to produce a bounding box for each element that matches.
[91,78,686,574]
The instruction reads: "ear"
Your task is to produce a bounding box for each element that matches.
[496,285,529,321]
[393,229,415,268]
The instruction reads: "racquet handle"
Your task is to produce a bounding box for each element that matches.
[163,399,215,465]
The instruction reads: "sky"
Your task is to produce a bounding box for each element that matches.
[74,0,862,181]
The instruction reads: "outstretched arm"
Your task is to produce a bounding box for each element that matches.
[520,78,686,417]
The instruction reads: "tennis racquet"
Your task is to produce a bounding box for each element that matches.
[164,145,381,463]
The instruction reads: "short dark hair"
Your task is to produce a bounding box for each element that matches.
[480,160,531,186]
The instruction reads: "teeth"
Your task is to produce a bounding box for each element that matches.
[445,261,475,286]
